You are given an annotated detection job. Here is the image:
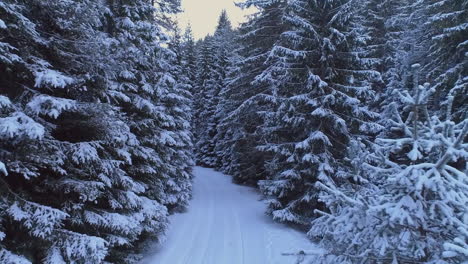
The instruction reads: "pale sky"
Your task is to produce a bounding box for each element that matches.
[176,0,255,39]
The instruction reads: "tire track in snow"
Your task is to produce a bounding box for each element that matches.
[234,208,246,264]
[141,167,320,264]
[180,169,213,264]
[223,182,243,264]
[221,202,229,263]
[154,183,203,264]
[191,173,216,264]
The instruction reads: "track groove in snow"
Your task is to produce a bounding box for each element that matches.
[142,167,320,264]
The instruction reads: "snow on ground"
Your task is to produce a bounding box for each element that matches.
[141,167,321,264]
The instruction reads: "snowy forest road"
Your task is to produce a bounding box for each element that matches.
[141,167,320,264]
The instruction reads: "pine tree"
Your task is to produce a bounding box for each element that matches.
[166,24,195,211]
[377,0,430,121]
[257,0,380,226]
[423,0,467,119]
[309,65,468,263]
[214,0,288,183]
[101,2,193,260]
[0,0,192,262]
[194,11,236,168]
[193,36,218,167]
[0,0,125,262]
[182,24,198,94]
[361,0,407,104]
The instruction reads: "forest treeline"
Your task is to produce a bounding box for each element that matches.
[0,0,467,263]
[191,0,467,263]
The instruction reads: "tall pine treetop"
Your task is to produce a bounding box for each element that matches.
[215,10,232,34]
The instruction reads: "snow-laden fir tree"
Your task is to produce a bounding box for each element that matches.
[194,11,236,168]
[154,1,194,213]
[182,24,198,96]
[214,0,288,184]
[101,2,193,261]
[377,0,431,123]
[0,1,119,262]
[309,65,468,263]
[166,23,195,210]
[193,36,219,167]
[0,0,192,262]
[422,0,467,119]
[209,10,238,169]
[256,0,380,226]
[360,0,409,104]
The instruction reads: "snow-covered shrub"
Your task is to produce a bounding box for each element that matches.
[310,72,468,263]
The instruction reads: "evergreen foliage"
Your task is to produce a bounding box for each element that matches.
[214,0,288,184]
[193,11,236,168]
[1,0,466,262]
[255,0,380,226]
[0,0,192,262]
[423,0,467,119]
[188,1,467,262]
[310,66,468,263]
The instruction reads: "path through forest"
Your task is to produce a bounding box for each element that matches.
[141,167,321,264]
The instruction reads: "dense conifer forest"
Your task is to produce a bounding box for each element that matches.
[0,0,466,263]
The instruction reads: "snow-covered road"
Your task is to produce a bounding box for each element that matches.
[141,167,320,264]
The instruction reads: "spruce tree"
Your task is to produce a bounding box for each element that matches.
[361,0,405,104]
[182,24,198,95]
[0,0,192,262]
[166,24,195,211]
[0,0,123,262]
[310,65,468,263]
[423,0,467,119]
[101,2,193,260]
[194,11,235,168]
[193,36,218,167]
[214,0,288,183]
[377,0,430,121]
[257,0,380,226]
